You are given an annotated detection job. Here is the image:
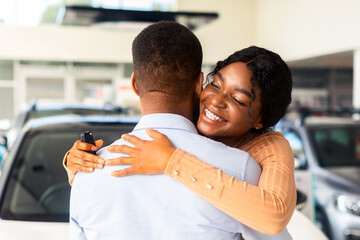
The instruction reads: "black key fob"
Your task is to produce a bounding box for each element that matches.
[80,131,97,155]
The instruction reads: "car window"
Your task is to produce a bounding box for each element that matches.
[310,126,360,167]
[0,124,135,222]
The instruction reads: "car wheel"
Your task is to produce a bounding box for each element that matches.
[315,208,332,239]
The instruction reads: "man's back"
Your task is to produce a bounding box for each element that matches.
[70,114,260,239]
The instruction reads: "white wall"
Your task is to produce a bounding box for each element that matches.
[0,25,137,63]
[179,0,257,64]
[180,0,360,62]
[254,0,360,61]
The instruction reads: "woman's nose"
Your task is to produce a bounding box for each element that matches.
[210,93,227,108]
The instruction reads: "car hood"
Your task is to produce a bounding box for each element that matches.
[327,167,360,186]
[0,220,69,239]
[287,210,328,240]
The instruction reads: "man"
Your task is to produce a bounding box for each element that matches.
[69,21,291,239]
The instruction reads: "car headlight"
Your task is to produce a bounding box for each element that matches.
[336,195,360,216]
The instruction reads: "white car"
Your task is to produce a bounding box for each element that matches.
[0,116,327,240]
[0,209,328,240]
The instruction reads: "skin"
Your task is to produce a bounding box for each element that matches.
[66,62,264,177]
[65,71,202,174]
[197,62,262,146]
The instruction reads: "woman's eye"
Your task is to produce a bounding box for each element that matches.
[210,82,220,89]
[233,97,245,106]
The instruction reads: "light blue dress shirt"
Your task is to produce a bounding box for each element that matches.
[70,113,292,240]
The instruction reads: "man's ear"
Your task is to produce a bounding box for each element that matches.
[131,72,139,96]
[194,72,204,97]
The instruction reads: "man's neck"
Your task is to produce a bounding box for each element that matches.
[139,94,194,122]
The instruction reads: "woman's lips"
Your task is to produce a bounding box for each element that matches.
[204,108,226,122]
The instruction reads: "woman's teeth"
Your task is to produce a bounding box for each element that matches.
[205,108,225,122]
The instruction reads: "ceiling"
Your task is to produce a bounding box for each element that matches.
[58,5,218,31]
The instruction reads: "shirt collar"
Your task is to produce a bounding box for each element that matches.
[133,113,198,134]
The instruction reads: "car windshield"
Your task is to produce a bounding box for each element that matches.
[310,125,360,167]
[0,124,134,222]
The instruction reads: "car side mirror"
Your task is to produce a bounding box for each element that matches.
[296,189,307,210]
[294,157,301,169]
[0,136,7,165]
[294,157,308,170]
[0,135,7,149]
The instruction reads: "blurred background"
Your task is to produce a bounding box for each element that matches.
[0,0,359,239]
[0,0,358,123]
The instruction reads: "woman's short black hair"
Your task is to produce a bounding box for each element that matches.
[207,46,292,132]
[132,21,202,102]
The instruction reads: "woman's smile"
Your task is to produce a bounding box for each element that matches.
[204,108,226,122]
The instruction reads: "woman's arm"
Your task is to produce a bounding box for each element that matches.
[165,136,296,235]
[63,139,104,185]
[107,129,296,235]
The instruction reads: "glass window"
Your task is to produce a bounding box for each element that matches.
[311,126,360,167]
[20,61,65,67]
[123,63,133,78]
[0,87,14,120]
[76,79,113,105]
[0,61,13,80]
[27,78,64,102]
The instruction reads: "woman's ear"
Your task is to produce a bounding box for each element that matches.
[195,72,204,97]
[254,121,263,130]
[131,72,139,96]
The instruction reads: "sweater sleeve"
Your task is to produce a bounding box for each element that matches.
[164,133,296,235]
[63,151,76,186]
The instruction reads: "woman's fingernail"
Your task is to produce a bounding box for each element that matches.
[97,164,103,168]
[91,146,97,151]
[88,168,94,172]
[97,158,104,164]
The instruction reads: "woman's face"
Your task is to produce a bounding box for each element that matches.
[197,62,262,146]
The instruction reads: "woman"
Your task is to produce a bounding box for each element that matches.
[65,46,296,235]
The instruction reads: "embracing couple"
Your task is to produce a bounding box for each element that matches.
[64,21,296,240]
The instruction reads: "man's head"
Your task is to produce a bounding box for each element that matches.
[132,21,203,103]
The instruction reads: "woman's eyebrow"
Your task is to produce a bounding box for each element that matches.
[235,88,252,98]
[217,71,252,98]
[216,72,225,81]
[217,71,253,98]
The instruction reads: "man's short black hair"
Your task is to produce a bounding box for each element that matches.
[132,21,203,102]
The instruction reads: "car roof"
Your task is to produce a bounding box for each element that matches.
[303,116,360,126]
[281,108,360,128]
[23,115,140,131]
[23,103,127,116]
[24,100,124,112]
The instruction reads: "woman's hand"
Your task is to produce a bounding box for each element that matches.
[66,139,104,174]
[106,128,176,177]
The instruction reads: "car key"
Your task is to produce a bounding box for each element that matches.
[80,131,97,155]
